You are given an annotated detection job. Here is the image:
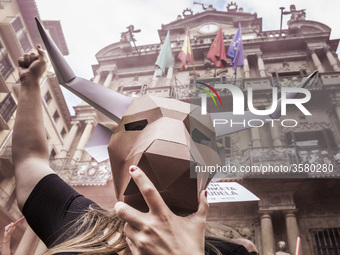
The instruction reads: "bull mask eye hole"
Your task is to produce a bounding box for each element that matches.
[124,119,148,131]
[192,128,211,145]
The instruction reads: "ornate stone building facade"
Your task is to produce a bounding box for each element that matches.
[59,3,339,255]
[1,1,340,255]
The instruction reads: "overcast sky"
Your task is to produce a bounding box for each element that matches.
[34,0,340,114]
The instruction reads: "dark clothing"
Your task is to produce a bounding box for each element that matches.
[205,236,250,255]
[22,174,95,249]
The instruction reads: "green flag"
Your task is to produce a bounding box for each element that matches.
[155,31,174,77]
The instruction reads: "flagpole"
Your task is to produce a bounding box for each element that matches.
[295,237,301,255]
[173,70,179,99]
[191,40,196,76]
[227,23,244,85]
[187,27,196,77]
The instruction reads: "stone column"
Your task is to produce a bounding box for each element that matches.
[166,67,174,86]
[328,97,340,146]
[324,46,340,71]
[243,56,250,78]
[334,105,340,124]
[103,69,115,88]
[72,120,95,161]
[285,211,303,255]
[93,70,102,84]
[251,128,262,147]
[260,212,275,255]
[270,124,283,146]
[151,69,159,87]
[57,121,81,158]
[257,53,266,77]
[309,48,325,73]
[15,226,39,255]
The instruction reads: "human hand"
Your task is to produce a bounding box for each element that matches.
[18,45,47,84]
[3,222,16,242]
[114,165,208,255]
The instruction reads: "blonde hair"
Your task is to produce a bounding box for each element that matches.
[42,205,230,255]
[43,205,127,254]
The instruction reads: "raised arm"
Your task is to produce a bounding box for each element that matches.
[2,223,15,255]
[12,46,54,210]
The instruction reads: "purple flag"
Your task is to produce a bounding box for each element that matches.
[227,23,244,71]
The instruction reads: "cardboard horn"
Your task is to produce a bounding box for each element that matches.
[84,124,114,162]
[211,70,318,137]
[35,17,133,123]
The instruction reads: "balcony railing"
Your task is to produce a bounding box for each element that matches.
[174,74,324,100]
[121,85,172,98]
[0,145,12,158]
[116,74,332,101]
[319,72,340,86]
[0,1,12,10]
[222,146,340,180]
[0,185,23,221]
[49,158,112,186]
[2,143,339,184]
[0,147,112,186]
[0,93,16,129]
[48,146,340,181]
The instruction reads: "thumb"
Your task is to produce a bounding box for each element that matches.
[18,66,24,74]
[18,66,26,78]
[36,45,46,62]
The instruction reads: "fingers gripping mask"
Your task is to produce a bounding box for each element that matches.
[108,95,221,214]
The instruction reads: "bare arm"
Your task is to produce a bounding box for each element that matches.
[1,223,15,255]
[12,46,54,210]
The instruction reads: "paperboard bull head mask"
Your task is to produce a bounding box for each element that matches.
[109,96,220,213]
[36,18,317,214]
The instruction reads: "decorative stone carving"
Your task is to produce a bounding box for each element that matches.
[250,147,299,169]
[280,122,332,134]
[68,159,112,186]
[283,4,306,27]
[267,63,309,78]
[182,8,193,17]
[203,68,214,77]
[276,241,291,255]
[231,133,241,153]
[227,2,238,12]
[206,221,256,242]
[259,193,295,210]
[330,93,340,107]
[49,158,112,186]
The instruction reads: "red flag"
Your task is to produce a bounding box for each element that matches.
[207,27,227,68]
[178,29,193,70]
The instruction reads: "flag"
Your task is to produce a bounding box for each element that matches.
[227,23,244,71]
[207,27,227,68]
[155,31,174,77]
[178,28,193,70]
